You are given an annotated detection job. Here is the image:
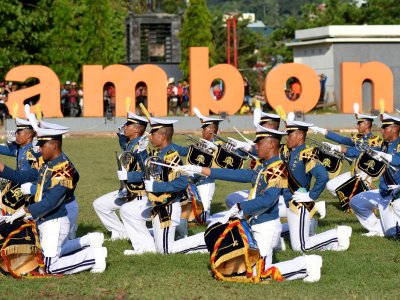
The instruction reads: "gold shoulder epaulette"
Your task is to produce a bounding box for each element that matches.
[164,150,182,181]
[368,135,383,147]
[300,147,319,173]
[264,160,288,189]
[51,161,74,189]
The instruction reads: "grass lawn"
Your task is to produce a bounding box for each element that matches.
[1,134,399,299]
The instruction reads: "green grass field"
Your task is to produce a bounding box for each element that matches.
[1,134,399,299]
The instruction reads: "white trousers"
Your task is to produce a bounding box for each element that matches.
[120,196,155,251]
[287,206,339,252]
[225,190,287,217]
[326,171,352,196]
[66,199,79,239]
[93,190,129,239]
[152,201,207,254]
[39,217,95,274]
[391,199,400,226]
[350,189,398,236]
[251,219,307,280]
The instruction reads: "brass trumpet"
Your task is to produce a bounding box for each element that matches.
[181,134,215,155]
[307,138,353,164]
[212,133,258,160]
[115,151,135,200]
[144,156,163,180]
[355,141,399,173]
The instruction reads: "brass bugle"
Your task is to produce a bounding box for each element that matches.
[307,138,353,164]
[181,133,215,155]
[212,133,258,160]
[355,141,399,173]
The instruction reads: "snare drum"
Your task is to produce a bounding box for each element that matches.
[0,219,43,278]
[335,175,369,213]
[204,218,259,281]
[181,183,204,223]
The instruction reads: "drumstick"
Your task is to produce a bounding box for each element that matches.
[11,103,19,119]
[233,126,253,144]
[139,103,151,124]
[125,97,131,113]
[275,105,286,122]
[147,160,189,174]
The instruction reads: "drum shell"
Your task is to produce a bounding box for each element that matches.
[0,219,41,277]
[204,218,259,275]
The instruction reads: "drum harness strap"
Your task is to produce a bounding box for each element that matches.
[210,219,284,283]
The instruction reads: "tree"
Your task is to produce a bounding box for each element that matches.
[179,0,215,78]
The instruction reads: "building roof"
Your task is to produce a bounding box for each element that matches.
[287,25,400,47]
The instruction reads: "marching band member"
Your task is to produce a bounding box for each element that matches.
[311,109,381,195]
[1,126,107,274]
[93,112,152,252]
[19,116,81,239]
[283,118,352,252]
[141,117,207,254]
[0,117,39,171]
[175,110,223,221]
[225,110,281,209]
[347,113,400,237]
[182,126,324,282]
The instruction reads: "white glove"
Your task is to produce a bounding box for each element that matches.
[117,124,125,135]
[5,208,26,224]
[228,137,253,152]
[180,164,203,176]
[322,142,342,153]
[20,182,32,195]
[292,191,314,202]
[6,130,16,143]
[375,151,393,163]
[117,166,128,181]
[144,176,155,192]
[199,139,217,151]
[310,126,327,135]
[137,135,149,153]
[228,204,244,219]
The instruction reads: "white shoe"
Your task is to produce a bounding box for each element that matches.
[315,201,326,219]
[336,225,352,251]
[273,237,286,251]
[106,235,129,241]
[88,232,104,248]
[303,255,322,283]
[361,231,384,237]
[91,247,107,273]
[123,248,156,256]
[309,218,318,236]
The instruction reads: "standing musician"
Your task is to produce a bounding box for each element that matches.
[0,126,107,274]
[182,126,324,283]
[93,112,152,251]
[311,110,381,195]
[283,118,352,252]
[141,117,207,254]
[346,113,400,237]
